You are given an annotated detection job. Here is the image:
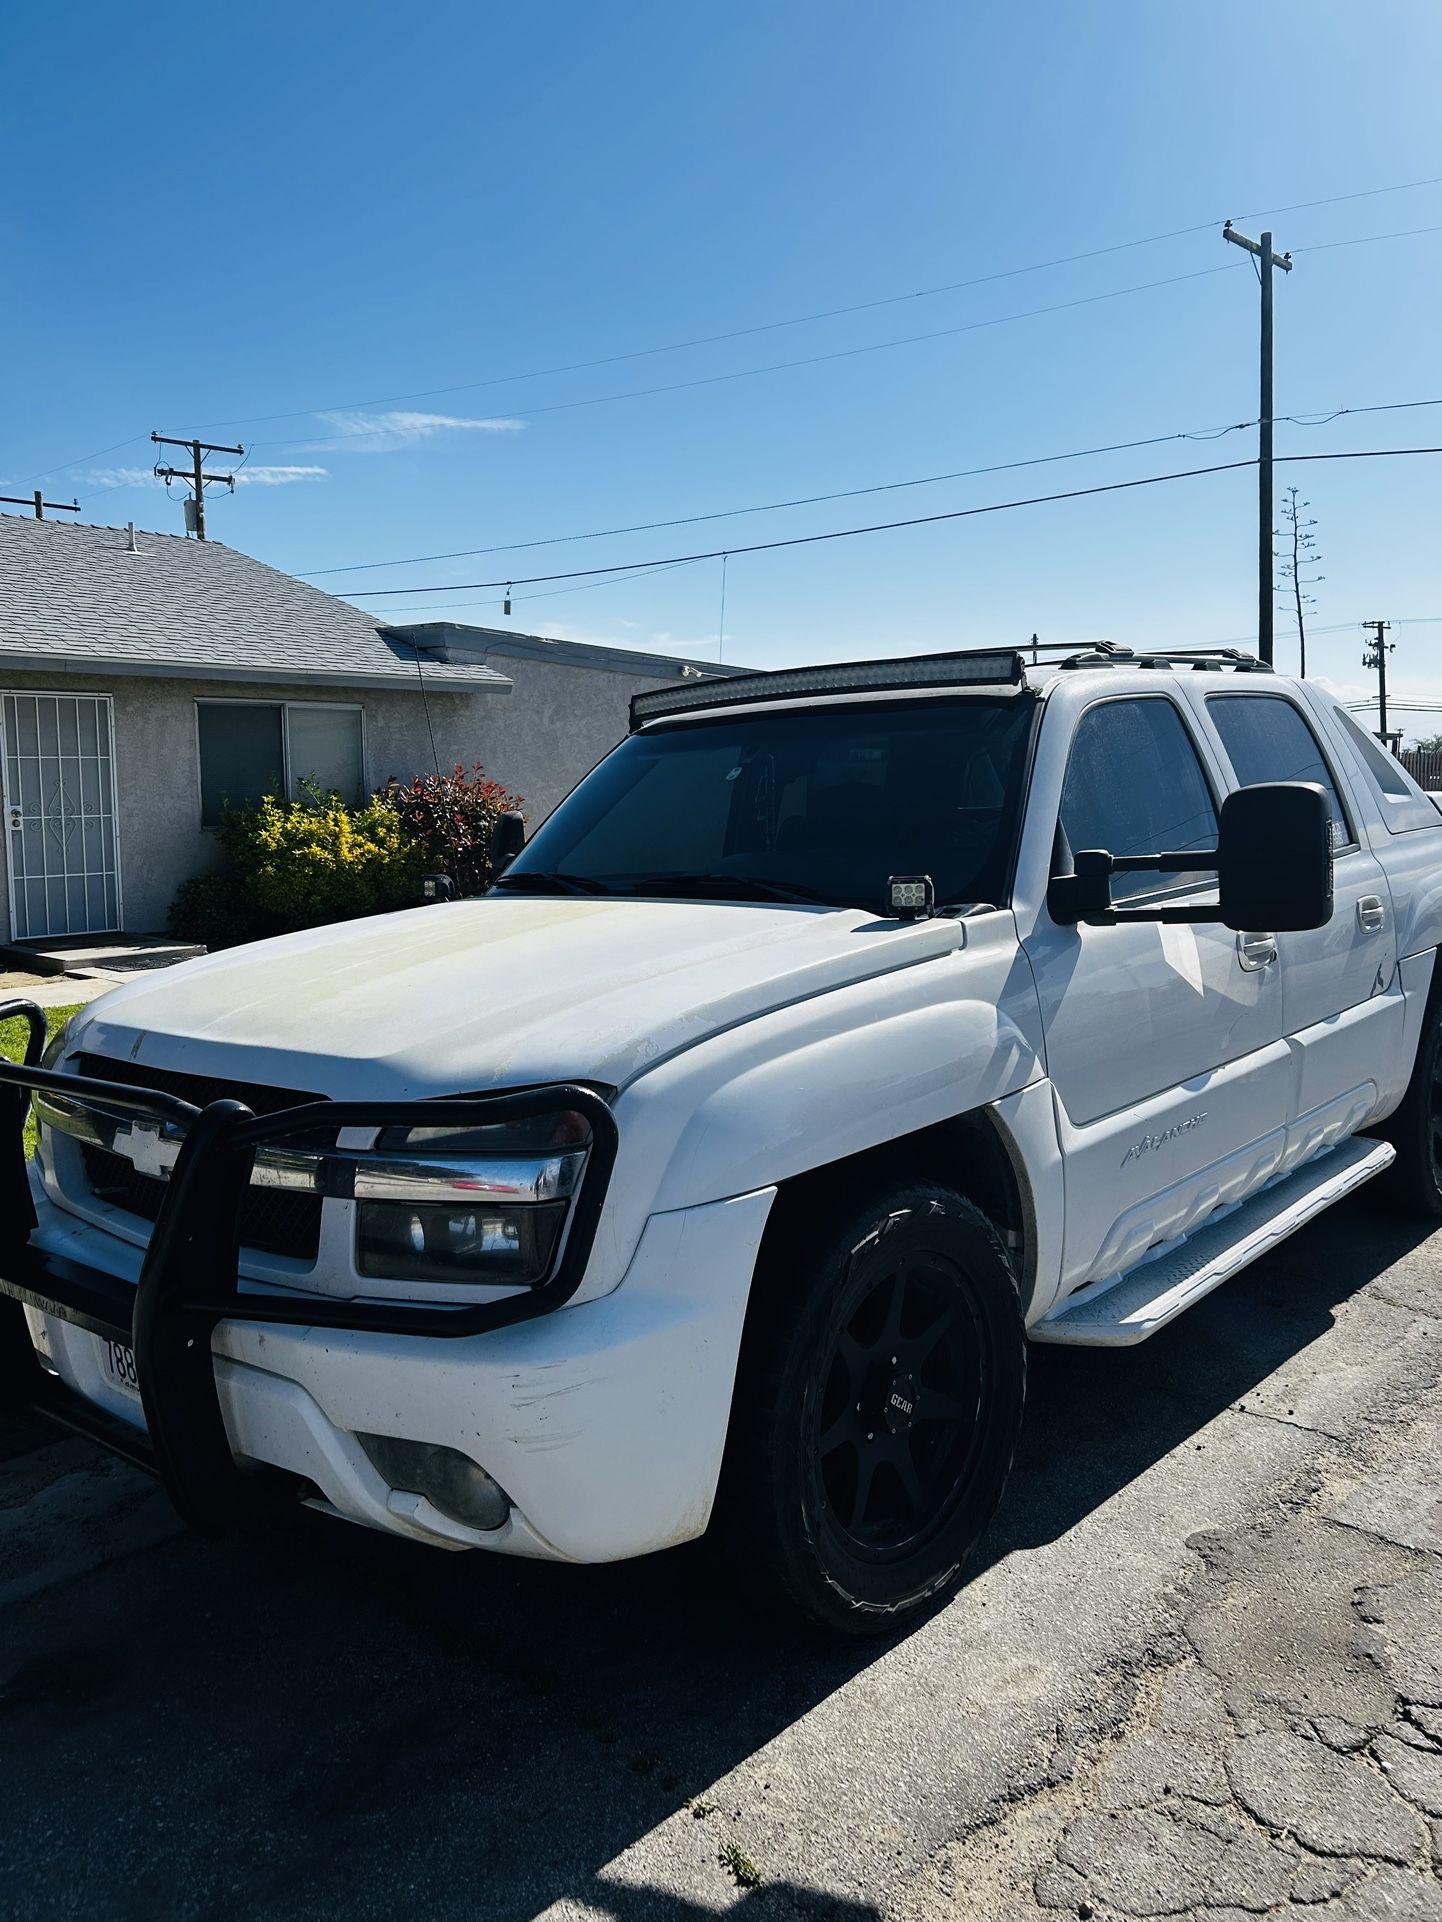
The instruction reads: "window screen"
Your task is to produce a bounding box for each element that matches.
[197,703,364,826]
[287,707,363,806]
[197,704,284,826]
[1059,698,1219,903]
[1207,695,1350,843]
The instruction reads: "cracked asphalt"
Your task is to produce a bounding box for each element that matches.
[1,1188,1440,1921]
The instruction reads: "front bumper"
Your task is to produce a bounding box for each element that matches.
[2,999,769,1552]
[24,1183,774,1559]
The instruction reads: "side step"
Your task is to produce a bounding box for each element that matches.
[1031,1135,1395,1347]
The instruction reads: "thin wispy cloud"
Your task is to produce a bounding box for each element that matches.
[310,410,526,454]
[236,463,329,486]
[85,463,328,491]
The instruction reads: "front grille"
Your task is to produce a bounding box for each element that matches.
[71,1054,322,1119]
[69,1053,327,1264]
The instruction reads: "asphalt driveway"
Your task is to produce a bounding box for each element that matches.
[1,1192,1439,1921]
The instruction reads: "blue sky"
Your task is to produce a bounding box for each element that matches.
[3,2,1440,728]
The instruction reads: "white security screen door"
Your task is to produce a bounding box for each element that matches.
[2,693,121,939]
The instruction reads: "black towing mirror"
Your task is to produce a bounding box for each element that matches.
[491,809,527,876]
[1049,781,1334,933]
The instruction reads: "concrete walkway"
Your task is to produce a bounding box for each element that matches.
[0,935,202,1010]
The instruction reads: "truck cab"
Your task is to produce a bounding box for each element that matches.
[4,643,1440,1631]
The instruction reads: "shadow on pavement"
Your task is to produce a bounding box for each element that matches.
[985,1189,1436,1563]
[0,1196,1430,1922]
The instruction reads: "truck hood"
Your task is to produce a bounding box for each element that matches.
[69,896,966,1098]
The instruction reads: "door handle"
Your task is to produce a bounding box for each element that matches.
[1357,895,1386,935]
[1237,931,1277,971]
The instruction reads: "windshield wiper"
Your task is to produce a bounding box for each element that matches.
[616,873,844,908]
[491,870,614,897]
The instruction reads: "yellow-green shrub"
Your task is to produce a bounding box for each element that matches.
[236,795,426,929]
[169,793,427,947]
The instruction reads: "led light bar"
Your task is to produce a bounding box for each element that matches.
[630,649,1025,729]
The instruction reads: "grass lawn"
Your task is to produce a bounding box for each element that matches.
[0,1002,84,1157]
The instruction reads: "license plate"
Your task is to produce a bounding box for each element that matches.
[100,1338,142,1400]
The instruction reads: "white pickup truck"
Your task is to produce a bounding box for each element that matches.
[3,643,1440,1632]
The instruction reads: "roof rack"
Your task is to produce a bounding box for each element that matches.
[629,648,1025,728]
[1052,643,1271,673]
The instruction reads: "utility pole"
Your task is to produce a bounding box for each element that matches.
[1223,221,1293,667]
[150,432,244,540]
[0,492,79,520]
[1363,619,1393,743]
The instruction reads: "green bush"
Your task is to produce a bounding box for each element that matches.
[226,794,426,929]
[168,870,271,950]
[168,792,428,948]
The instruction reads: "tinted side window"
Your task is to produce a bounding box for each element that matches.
[1207,695,1351,843]
[1059,699,1219,903]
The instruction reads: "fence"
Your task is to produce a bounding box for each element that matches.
[1399,749,1442,790]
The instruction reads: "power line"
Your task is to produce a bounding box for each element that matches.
[22,433,151,488]
[349,458,1262,599]
[338,446,1442,605]
[243,221,1442,452]
[1283,397,1442,426]
[25,177,1441,500]
[299,395,1442,581]
[1275,446,1442,466]
[251,264,1250,450]
[1212,616,1442,646]
[1292,222,1442,255]
[302,422,1256,577]
[386,554,711,621]
[201,174,1442,431]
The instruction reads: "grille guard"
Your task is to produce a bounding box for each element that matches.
[0,999,618,1531]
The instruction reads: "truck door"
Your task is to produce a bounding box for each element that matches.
[1021,691,1290,1295]
[1201,691,1402,1158]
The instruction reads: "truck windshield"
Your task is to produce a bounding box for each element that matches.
[496,695,1034,912]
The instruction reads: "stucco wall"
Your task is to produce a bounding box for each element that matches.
[0,652,694,943]
[471,651,676,825]
[0,670,505,939]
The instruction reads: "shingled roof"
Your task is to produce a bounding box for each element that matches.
[0,515,511,694]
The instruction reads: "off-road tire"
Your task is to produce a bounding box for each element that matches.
[1377,974,1442,1218]
[712,1180,1026,1635]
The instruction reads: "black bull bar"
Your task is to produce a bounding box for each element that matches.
[0,999,617,1532]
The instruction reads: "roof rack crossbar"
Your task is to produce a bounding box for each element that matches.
[1055,645,1270,674]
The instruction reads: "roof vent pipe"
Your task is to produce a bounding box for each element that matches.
[125,522,139,554]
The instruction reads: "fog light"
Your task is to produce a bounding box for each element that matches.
[357,1433,512,1531]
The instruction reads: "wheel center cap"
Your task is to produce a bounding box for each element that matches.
[883,1371,918,1434]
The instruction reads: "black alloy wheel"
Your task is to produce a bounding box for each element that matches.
[713,1180,1027,1634]
[811,1252,988,1565]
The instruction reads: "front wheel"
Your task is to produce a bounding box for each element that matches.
[713,1182,1026,1634]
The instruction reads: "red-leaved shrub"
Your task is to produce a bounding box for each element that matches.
[383,763,525,896]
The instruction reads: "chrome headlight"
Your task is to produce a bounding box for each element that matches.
[355,1108,591,1286]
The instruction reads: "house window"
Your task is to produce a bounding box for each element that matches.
[197,702,364,826]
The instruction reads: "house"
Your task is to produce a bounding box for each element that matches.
[0,514,737,945]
